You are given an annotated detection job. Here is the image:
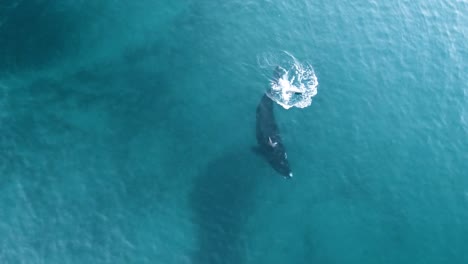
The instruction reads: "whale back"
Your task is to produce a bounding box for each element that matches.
[255,93,292,178]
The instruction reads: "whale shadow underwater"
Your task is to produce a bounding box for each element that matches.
[190,150,261,264]
[254,92,293,179]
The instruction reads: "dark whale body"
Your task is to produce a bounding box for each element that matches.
[255,93,293,178]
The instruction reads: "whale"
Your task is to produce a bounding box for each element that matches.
[254,93,293,178]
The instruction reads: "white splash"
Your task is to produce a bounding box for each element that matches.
[258,51,318,109]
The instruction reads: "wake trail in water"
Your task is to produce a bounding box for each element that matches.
[258,51,318,109]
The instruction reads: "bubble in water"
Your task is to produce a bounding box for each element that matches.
[257,51,318,109]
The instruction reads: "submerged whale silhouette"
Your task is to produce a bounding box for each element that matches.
[254,93,293,178]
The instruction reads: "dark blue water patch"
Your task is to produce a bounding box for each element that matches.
[0,55,182,263]
[0,1,83,71]
[190,149,262,264]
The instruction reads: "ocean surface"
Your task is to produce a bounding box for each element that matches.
[1,0,467,263]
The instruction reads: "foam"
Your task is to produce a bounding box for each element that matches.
[258,51,318,110]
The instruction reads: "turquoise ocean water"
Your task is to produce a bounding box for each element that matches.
[1,0,467,263]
